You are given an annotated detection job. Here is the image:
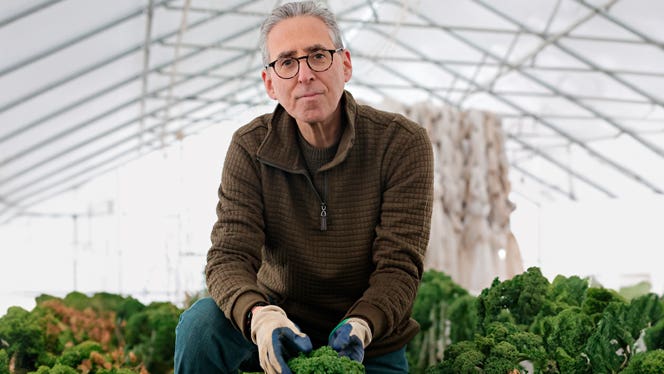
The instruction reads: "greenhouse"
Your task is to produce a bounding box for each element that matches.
[1,0,663,373]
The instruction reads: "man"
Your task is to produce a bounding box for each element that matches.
[174,2,433,373]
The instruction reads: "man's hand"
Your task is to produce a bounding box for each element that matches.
[328,317,372,362]
[251,305,312,374]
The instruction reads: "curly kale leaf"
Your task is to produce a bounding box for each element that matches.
[645,318,664,351]
[477,267,550,328]
[287,346,364,374]
[622,350,664,373]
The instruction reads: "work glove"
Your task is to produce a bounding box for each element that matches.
[251,305,312,374]
[328,317,372,362]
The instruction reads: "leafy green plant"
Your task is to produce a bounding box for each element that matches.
[287,346,364,374]
[418,267,664,373]
[0,291,176,373]
[0,349,10,374]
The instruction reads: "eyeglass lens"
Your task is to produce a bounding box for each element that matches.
[274,50,334,79]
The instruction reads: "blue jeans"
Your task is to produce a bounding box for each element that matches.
[174,297,409,373]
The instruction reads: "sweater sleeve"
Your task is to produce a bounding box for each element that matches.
[347,125,434,340]
[205,131,269,340]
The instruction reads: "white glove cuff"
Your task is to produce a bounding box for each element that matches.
[348,317,373,347]
[250,305,287,344]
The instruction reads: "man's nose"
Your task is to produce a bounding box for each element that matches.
[297,60,316,82]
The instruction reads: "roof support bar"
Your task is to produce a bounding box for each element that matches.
[575,0,664,51]
[0,0,65,29]
[0,21,263,169]
[511,164,575,201]
[473,0,664,159]
[363,25,661,194]
[506,135,616,198]
[351,77,596,200]
[1,80,261,221]
[4,68,260,202]
[0,0,171,79]
[0,48,261,188]
[356,55,617,198]
[0,0,262,115]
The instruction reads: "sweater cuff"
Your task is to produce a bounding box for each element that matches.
[232,291,269,340]
[347,301,388,339]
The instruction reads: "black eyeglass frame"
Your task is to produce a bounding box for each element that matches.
[265,48,344,79]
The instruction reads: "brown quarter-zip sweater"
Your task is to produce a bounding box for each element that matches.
[206,91,434,357]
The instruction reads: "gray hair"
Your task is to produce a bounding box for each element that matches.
[259,1,344,66]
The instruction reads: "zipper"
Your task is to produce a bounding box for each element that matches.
[320,174,328,231]
[257,157,328,231]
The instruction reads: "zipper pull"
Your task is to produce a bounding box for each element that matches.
[320,202,327,231]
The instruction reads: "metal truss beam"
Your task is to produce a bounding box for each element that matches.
[473,0,664,158]
[0,49,260,189]
[0,21,262,170]
[575,0,664,51]
[0,0,171,79]
[361,24,660,194]
[0,0,262,115]
[511,163,575,201]
[1,80,264,223]
[374,2,663,193]
[0,0,65,29]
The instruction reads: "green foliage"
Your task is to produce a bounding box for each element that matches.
[412,270,468,332]
[548,274,588,307]
[585,302,634,373]
[0,349,9,374]
[447,295,479,344]
[55,340,102,367]
[447,349,484,373]
[287,346,364,373]
[409,270,470,373]
[622,350,664,373]
[426,340,483,374]
[581,293,664,373]
[61,291,91,311]
[0,291,176,373]
[484,341,520,374]
[645,318,664,350]
[623,293,663,340]
[125,302,181,373]
[533,307,593,373]
[477,267,550,328]
[581,287,624,323]
[428,320,546,373]
[0,306,46,371]
[31,363,79,373]
[97,368,139,374]
[424,267,664,373]
[115,297,146,322]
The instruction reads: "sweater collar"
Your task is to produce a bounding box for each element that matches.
[256,90,358,173]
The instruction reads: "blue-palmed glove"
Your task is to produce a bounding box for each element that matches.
[328,317,373,362]
[250,305,312,374]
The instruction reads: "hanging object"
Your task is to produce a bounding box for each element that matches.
[402,102,523,293]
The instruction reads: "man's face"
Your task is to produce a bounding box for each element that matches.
[262,15,352,126]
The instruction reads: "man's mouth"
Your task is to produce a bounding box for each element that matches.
[297,92,321,99]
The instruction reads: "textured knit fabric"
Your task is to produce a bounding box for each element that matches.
[297,129,338,174]
[205,90,434,357]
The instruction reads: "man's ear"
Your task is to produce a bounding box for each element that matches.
[342,49,353,83]
[262,69,277,100]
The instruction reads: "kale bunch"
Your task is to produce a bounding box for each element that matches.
[287,346,364,374]
[622,350,664,373]
[426,321,545,374]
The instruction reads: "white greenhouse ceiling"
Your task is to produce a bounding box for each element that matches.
[1,0,664,223]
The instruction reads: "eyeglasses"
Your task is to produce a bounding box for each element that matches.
[265,48,344,79]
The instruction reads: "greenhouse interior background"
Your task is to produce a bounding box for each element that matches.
[2,0,664,317]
